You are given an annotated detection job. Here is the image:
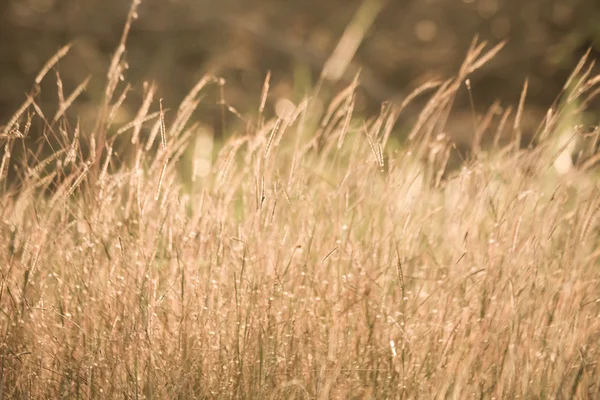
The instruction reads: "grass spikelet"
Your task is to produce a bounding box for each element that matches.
[66,160,91,198]
[217,139,244,186]
[337,95,355,149]
[26,149,66,180]
[579,194,600,243]
[322,75,359,129]
[118,110,162,137]
[98,141,114,184]
[259,71,271,126]
[2,97,34,136]
[564,48,592,90]
[145,118,162,151]
[467,41,506,74]
[131,82,157,143]
[568,63,596,101]
[105,0,141,102]
[34,44,72,85]
[159,99,167,150]
[396,80,442,117]
[364,124,384,168]
[0,139,12,184]
[472,101,501,153]
[407,80,450,141]
[169,98,199,138]
[513,79,529,148]
[510,216,522,255]
[64,120,80,165]
[107,83,132,128]
[53,75,91,123]
[155,158,168,201]
[264,118,282,161]
[178,75,214,114]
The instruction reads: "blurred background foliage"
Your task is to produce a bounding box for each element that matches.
[1,0,599,139]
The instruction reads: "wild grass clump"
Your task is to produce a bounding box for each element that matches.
[1,3,600,398]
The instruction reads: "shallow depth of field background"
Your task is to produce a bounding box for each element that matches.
[2,0,600,135]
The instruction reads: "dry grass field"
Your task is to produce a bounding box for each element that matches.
[2,2,600,398]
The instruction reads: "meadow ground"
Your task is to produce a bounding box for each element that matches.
[2,3,600,399]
